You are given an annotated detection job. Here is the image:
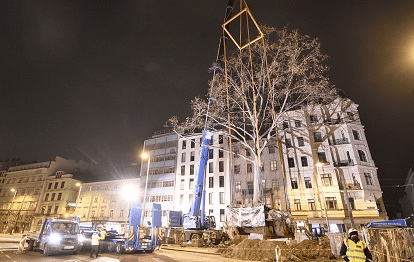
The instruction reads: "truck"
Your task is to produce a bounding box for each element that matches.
[107,201,162,253]
[26,217,82,256]
[179,130,226,245]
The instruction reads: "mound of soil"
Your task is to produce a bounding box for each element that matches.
[222,237,333,261]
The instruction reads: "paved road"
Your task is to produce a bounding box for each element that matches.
[0,249,251,262]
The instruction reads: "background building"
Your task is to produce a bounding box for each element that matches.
[140,130,178,227]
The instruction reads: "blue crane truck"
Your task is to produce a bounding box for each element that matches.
[26,217,82,256]
[180,130,226,244]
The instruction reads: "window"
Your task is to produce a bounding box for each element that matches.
[285,138,292,148]
[352,130,360,140]
[297,137,304,147]
[182,140,186,149]
[245,149,250,156]
[234,165,240,174]
[219,135,223,144]
[272,180,279,188]
[219,176,224,187]
[47,206,52,214]
[283,121,289,129]
[270,160,277,171]
[209,193,213,205]
[294,199,301,211]
[219,192,225,204]
[45,193,49,201]
[120,210,124,217]
[190,151,195,161]
[318,152,327,163]
[358,150,367,162]
[304,177,312,188]
[321,174,332,186]
[219,161,224,172]
[54,182,58,189]
[48,183,52,189]
[54,206,59,214]
[310,115,318,124]
[60,182,65,188]
[209,177,214,188]
[301,156,308,167]
[291,178,298,189]
[57,193,62,200]
[349,197,355,209]
[109,210,114,217]
[219,149,224,158]
[209,209,214,215]
[209,162,214,173]
[288,157,295,168]
[189,179,194,189]
[181,152,186,162]
[364,173,374,185]
[209,149,214,159]
[294,120,301,127]
[376,200,382,212]
[190,165,194,175]
[220,209,225,222]
[235,181,241,193]
[325,197,337,209]
[180,165,185,175]
[247,163,253,172]
[268,146,276,154]
[308,199,315,210]
[347,112,355,121]
[314,132,322,142]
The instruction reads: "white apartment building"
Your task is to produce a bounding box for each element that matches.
[277,97,386,233]
[173,131,231,229]
[140,131,178,227]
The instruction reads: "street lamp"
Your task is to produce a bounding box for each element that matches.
[141,152,151,225]
[315,163,330,233]
[75,183,82,216]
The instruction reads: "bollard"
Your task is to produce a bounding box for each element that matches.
[275,245,281,262]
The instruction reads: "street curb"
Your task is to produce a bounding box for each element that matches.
[161,246,222,255]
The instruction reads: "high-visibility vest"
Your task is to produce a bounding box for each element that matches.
[343,238,367,262]
[91,232,100,246]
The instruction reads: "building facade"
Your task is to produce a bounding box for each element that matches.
[140,131,178,227]
[0,156,93,233]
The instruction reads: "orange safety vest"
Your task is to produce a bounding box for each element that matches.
[343,238,367,262]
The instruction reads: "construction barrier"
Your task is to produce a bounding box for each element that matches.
[363,227,414,262]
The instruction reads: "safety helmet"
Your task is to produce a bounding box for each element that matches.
[348,228,358,236]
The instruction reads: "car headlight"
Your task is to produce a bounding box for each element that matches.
[78,235,85,243]
[50,233,62,244]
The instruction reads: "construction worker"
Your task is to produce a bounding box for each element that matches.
[340,228,373,262]
[90,228,104,258]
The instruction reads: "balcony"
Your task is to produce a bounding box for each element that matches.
[334,160,354,167]
[329,138,350,145]
[339,182,361,190]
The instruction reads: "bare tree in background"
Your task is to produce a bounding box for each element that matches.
[169,26,337,204]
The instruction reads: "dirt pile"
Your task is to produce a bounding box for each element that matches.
[222,237,333,261]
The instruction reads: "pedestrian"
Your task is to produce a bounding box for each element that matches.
[14,234,27,254]
[340,228,373,262]
[90,228,104,258]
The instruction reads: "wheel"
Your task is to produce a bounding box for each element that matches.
[115,242,124,254]
[43,244,50,256]
[28,240,34,251]
[191,234,201,241]
[146,249,154,253]
[108,242,115,253]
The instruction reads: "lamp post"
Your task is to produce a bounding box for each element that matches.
[316,163,330,233]
[75,183,82,216]
[141,152,151,225]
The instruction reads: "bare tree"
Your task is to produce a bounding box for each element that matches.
[170,26,337,204]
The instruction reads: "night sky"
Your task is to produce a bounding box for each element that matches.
[1,1,413,216]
